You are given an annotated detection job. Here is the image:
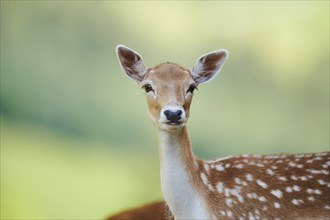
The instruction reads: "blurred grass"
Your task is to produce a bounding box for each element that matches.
[1,1,329,219]
[1,118,162,219]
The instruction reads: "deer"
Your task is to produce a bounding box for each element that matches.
[115,45,330,220]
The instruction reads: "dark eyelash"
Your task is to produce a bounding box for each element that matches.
[142,84,154,93]
[187,84,197,94]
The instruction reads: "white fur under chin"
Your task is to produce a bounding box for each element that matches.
[158,129,209,220]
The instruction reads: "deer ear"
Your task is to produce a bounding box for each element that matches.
[116,45,146,82]
[191,49,228,84]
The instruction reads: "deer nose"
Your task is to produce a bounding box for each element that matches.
[164,109,182,124]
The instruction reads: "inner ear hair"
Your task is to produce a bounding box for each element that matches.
[116,45,146,82]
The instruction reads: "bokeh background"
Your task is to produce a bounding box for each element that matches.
[1,1,329,219]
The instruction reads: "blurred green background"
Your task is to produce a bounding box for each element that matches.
[1,1,329,219]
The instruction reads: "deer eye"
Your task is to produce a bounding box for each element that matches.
[187,84,197,94]
[142,83,154,93]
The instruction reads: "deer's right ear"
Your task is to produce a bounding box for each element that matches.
[116,45,146,82]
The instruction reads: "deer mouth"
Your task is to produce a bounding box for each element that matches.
[166,121,183,126]
[158,121,185,131]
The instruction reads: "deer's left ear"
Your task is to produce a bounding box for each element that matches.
[191,49,228,84]
[116,45,146,82]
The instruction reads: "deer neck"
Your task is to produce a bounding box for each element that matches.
[157,126,209,219]
[158,126,196,169]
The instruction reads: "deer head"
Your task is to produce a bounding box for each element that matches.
[116,45,228,132]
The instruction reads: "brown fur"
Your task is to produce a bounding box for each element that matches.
[106,201,173,220]
[196,152,330,219]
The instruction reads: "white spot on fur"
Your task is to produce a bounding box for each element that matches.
[274,202,281,209]
[314,189,322,195]
[278,176,287,181]
[308,169,328,175]
[200,172,208,185]
[216,182,224,193]
[296,164,304,168]
[325,205,330,210]
[204,163,210,173]
[226,198,233,207]
[256,179,268,188]
[227,210,233,218]
[271,189,283,199]
[224,188,230,197]
[289,161,297,167]
[286,186,293,193]
[254,209,261,220]
[292,199,303,205]
[300,176,308,181]
[200,172,214,191]
[291,175,298,180]
[237,194,245,203]
[235,177,242,185]
[307,188,314,194]
[230,188,239,196]
[215,164,225,171]
[246,173,253,181]
[266,169,274,175]
[307,196,315,201]
[220,210,226,216]
[258,196,267,202]
[256,163,264,167]
[246,192,258,200]
[235,163,244,169]
[292,185,301,192]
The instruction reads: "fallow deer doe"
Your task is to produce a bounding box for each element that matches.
[116,45,330,220]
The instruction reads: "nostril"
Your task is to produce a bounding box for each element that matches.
[164,110,171,117]
[176,110,182,116]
